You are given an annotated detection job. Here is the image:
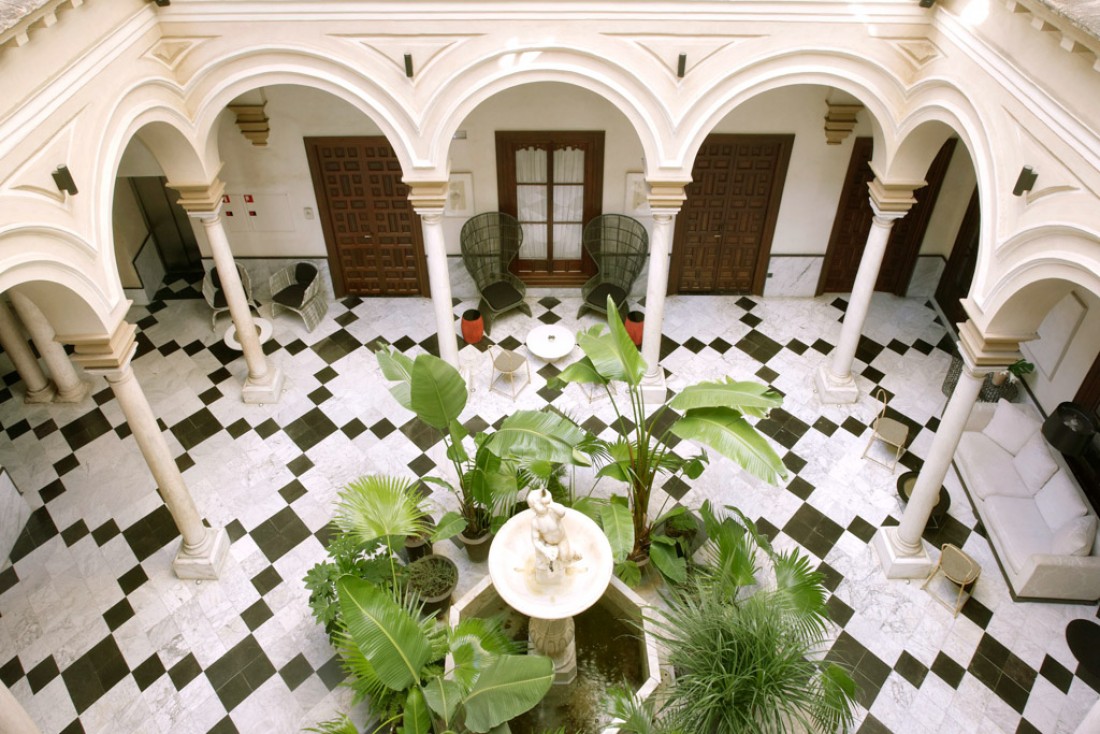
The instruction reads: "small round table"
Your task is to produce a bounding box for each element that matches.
[224,318,273,351]
[897,471,951,528]
[526,324,575,362]
[1066,619,1100,678]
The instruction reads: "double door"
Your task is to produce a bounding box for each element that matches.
[671,135,793,294]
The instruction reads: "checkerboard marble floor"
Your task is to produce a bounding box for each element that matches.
[1,285,1098,734]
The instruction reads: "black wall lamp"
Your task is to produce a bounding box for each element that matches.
[404,54,414,78]
[919,0,935,7]
[52,165,77,196]
[677,54,687,78]
[152,0,170,6]
[1013,165,1038,196]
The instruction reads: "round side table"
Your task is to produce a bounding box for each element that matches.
[897,471,951,528]
[1066,620,1100,678]
[224,318,273,350]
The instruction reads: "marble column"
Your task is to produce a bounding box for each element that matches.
[0,681,41,734]
[8,291,90,403]
[410,182,459,367]
[639,182,686,404]
[0,298,55,403]
[173,179,283,404]
[874,322,1022,578]
[73,322,229,579]
[815,179,917,404]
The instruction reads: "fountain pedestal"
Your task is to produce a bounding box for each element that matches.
[488,497,613,686]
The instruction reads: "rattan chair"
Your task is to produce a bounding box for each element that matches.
[460,213,531,335]
[202,263,259,330]
[862,388,910,471]
[577,214,648,319]
[269,263,328,332]
[922,544,981,617]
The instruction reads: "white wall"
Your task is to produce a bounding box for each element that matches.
[111,179,147,289]
[1021,288,1100,412]
[920,142,976,257]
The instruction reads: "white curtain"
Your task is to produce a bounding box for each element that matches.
[553,147,585,259]
[514,145,585,260]
[516,147,547,258]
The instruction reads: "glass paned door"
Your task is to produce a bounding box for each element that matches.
[496,132,604,286]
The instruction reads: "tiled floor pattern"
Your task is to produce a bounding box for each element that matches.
[0,284,1098,733]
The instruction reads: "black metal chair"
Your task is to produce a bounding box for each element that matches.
[460,212,531,335]
[577,214,648,319]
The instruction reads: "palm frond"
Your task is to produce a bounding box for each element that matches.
[334,475,428,548]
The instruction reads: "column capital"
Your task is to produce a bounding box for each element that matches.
[406,181,449,211]
[168,178,226,216]
[646,180,688,211]
[69,321,137,373]
[957,319,1034,370]
[868,178,919,216]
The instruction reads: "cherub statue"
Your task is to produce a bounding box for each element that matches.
[528,487,582,577]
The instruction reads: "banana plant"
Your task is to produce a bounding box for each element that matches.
[335,574,554,733]
[376,348,590,539]
[550,296,788,584]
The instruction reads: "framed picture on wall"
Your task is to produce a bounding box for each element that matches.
[446,173,474,217]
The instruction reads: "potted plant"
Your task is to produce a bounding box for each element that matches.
[405,553,459,618]
[376,348,590,562]
[404,513,436,562]
[992,358,1035,386]
[549,295,788,585]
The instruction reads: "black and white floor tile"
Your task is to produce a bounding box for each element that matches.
[0,282,1098,733]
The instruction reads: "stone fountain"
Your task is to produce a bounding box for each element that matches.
[487,488,614,684]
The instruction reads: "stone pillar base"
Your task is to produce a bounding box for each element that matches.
[640,371,667,405]
[529,616,577,685]
[54,378,91,404]
[172,526,230,580]
[24,381,57,404]
[241,366,285,405]
[814,363,859,404]
[873,526,932,579]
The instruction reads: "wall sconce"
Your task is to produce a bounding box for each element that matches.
[404,54,414,78]
[919,0,935,6]
[52,166,78,196]
[152,0,170,6]
[1013,165,1038,196]
[677,54,687,78]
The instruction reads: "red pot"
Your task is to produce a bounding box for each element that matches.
[461,309,484,344]
[625,311,644,348]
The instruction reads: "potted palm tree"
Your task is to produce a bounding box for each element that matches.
[550,296,788,585]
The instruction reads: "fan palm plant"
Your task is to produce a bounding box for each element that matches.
[550,296,788,584]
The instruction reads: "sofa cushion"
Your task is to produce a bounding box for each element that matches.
[1013,431,1060,492]
[1052,515,1098,556]
[985,495,1054,573]
[981,399,1039,455]
[1035,470,1088,530]
[957,432,1034,499]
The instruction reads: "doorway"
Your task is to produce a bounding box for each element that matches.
[670,134,793,294]
[495,131,603,286]
[934,187,980,327]
[304,137,427,297]
[129,176,202,276]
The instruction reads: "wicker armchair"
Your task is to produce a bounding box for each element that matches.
[269,262,328,332]
[577,214,648,319]
[202,263,259,330]
[460,212,531,335]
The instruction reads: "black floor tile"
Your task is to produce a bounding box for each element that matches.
[27,655,60,693]
[61,519,89,547]
[0,656,23,687]
[60,408,112,452]
[283,408,339,452]
[91,519,120,546]
[61,635,129,713]
[1039,654,1074,694]
[932,651,966,688]
[316,655,346,691]
[278,654,313,691]
[251,566,283,596]
[895,651,929,689]
[168,653,203,690]
[783,504,844,559]
[118,565,149,595]
[250,507,312,563]
[132,654,166,691]
[122,504,180,562]
[170,407,225,451]
[399,418,443,452]
[103,598,135,631]
[241,599,274,631]
[205,635,275,712]
[0,567,17,596]
[10,506,59,563]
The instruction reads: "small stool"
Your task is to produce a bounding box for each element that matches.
[922,544,980,617]
[488,345,530,399]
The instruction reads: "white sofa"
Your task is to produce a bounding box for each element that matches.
[954,399,1100,602]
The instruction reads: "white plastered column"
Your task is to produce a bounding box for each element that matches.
[0,681,41,734]
[640,182,686,404]
[0,298,55,403]
[815,179,918,404]
[874,321,1023,578]
[8,290,90,403]
[410,182,459,367]
[72,322,229,579]
[173,180,284,404]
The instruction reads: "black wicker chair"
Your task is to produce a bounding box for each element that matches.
[460,212,531,335]
[577,214,648,319]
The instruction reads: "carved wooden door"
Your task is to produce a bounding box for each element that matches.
[672,135,792,294]
[304,137,427,297]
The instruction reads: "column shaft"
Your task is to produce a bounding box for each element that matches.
[0,682,42,734]
[0,299,55,403]
[9,291,89,403]
[418,209,459,367]
[641,210,675,380]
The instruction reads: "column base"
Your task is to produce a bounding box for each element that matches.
[640,370,667,405]
[873,526,932,579]
[529,617,577,685]
[172,526,230,580]
[54,378,91,404]
[814,363,860,404]
[241,366,285,405]
[24,381,57,404]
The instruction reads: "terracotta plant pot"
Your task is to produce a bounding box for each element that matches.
[625,311,644,348]
[459,530,493,563]
[461,309,484,344]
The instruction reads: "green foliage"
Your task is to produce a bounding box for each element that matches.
[303,714,360,734]
[1008,358,1035,377]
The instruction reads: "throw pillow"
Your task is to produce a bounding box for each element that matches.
[1052,515,1098,556]
[981,399,1039,455]
[1012,431,1060,492]
[1035,470,1088,530]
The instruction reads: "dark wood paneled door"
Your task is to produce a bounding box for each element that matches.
[304,137,427,297]
[817,137,956,295]
[935,187,980,327]
[671,135,792,294]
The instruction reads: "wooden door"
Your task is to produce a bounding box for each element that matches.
[671,135,793,294]
[496,131,603,286]
[818,138,956,295]
[304,137,427,297]
[935,187,980,327]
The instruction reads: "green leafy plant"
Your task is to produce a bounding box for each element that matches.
[608,501,857,734]
[1007,358,1035,378]
[406,554,459,599]
[376,348,590,539]
[550,296,788,584]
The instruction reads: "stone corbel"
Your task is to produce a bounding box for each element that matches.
[824,102,863,145]
[228,103,270,146]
